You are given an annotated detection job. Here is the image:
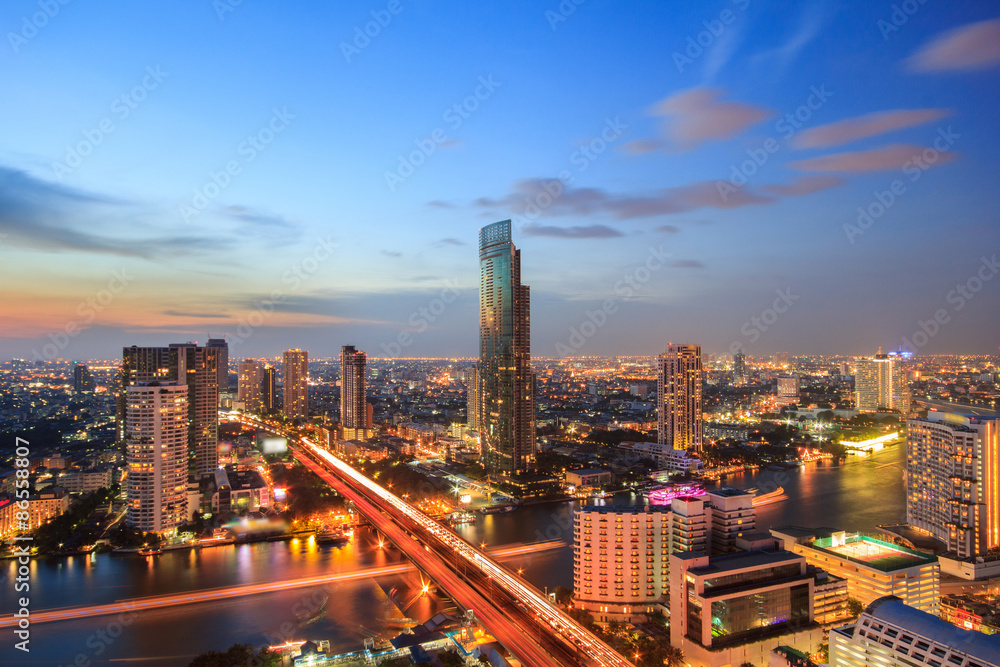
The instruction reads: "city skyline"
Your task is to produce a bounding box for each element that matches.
[2,3,1000,362]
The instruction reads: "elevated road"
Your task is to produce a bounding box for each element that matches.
[246,417,632,667]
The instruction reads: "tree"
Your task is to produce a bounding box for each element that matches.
[663,644,685,667]
[848,597,865,619]
[552,585,573,606]
[188,643,279,666]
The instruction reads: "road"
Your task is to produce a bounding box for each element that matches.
[244,416,633,667]
[0,542,561,628]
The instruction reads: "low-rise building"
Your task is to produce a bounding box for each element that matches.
[57,468,113,494]
[212,466,270,514]
[772,527,940,613]
[617,441,703,472]
[940,594,1000,635]
[565,469,612,489]
[0,488,72,538]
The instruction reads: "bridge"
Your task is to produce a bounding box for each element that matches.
[243,416,633,667]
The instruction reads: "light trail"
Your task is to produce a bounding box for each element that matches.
[245,416,633,667]
[0,543,562,628]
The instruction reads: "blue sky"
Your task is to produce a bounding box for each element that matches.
[2,0,999,361]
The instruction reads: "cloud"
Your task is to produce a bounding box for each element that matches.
[380,250,403,258]
[162,310,230,319]
[426,200,455,209]
[603,180,770,218]
[907,18,1000,72]
[650,88,772,151]
[761,175,844,196]
[434,237,464,246]
[222,205,301,244]
[671,259,705,269]
[703,24,744,80]
[751,3,826,74]
[522,224,624,239]
[655,225,680,234]
[620,139,665,155]
[0,166,233,259]
[793,109,952,149]
[787,144,957,172]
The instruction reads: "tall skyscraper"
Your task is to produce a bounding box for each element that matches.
[262,365,276,415]
[732,349,747,386]
[119,344,219,478]
[73,363,95,392]
[340,345,368,439]
[466,365,480,431]
[282,349,308,419]
[478,220,535,477]
[907,410,999,559]
[776,374,800,406]
[237,359,263,413]
[206,338,229,391]
[125,382,189,535]
[856,349,910,414]
[658,343,703,450]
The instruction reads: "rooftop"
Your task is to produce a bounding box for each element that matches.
[865,597,1000,665]
[687,549,804,576]
[580,504,673,515]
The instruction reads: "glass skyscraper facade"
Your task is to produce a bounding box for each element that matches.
[478,220,534,477]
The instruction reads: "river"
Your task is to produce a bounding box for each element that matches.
[0,444,906,665]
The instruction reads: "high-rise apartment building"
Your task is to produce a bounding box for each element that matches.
[237,359,263,413]
[125,382,189,535]
[829,597,999,667]
[73,363,95,392]
[119,344,219,478]
[733,350,747,385]
[169,343,220,478]
[282,349,308,419]
[262,365,276,415]
[206,338,229,391]
[856,350,910,415]
[907,411,999,559]
[658,343,703,450]
[340,345,368,439]
[466,366,480,431]
[478,220,534,477]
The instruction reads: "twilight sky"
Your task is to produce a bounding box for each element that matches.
[2,1,999,361]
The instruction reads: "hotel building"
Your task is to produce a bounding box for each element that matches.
[282,349,309,419]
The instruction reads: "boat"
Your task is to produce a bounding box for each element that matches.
[479,504,516,514]
[449,512,477,524]
[317,527,351,544]
[138,547,162,557]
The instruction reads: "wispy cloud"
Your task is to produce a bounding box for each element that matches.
[793,109,952,149]
[523,224,624,239]
[380,250,403,258]
[907,18,1000,72]
[671,259,705,269]
[655,225,680,234]
[788,144,957,172]
[434,237,464,246]
[0,166,233,259]
[751,3,827,74]
[761,175,844,196]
